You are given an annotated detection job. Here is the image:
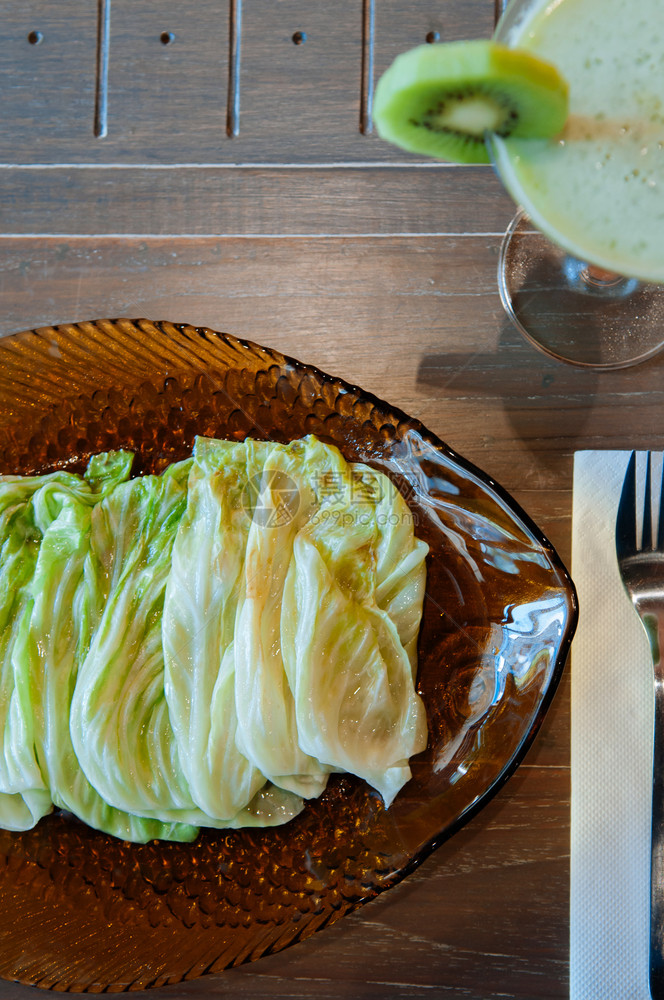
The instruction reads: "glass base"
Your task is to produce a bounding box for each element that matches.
[498,210,664,369]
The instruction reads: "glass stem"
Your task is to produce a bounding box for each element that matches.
[563,257,640,298]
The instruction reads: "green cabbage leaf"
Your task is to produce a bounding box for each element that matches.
[0,436,428,841]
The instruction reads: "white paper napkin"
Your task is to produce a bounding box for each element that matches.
[571,450,657,1000]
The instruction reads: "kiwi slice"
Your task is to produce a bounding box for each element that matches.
[373,40,569,164]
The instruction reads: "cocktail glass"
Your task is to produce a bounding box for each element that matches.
[491,0,664,369]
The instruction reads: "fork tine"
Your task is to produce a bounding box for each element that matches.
[616,451,638,558]
[643,453,653,551]
[658,454,664,553]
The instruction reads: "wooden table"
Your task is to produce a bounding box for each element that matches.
[0,2,662,997]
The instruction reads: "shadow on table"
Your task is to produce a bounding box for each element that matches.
[416,315,664,463]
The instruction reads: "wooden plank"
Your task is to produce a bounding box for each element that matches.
[0,232,659,551]
[237,0,365,157]
[105,0,231,156]
[1,235,662,428]
[0,0,496,165]
[375,0,497,77]
[0,165,516,235]
[0,0,98,152]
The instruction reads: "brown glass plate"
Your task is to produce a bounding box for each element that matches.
[0,319,577,992]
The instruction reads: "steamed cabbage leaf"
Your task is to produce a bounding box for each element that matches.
[0,455,144,835]
[69,461,205,824]
[70,458,303,832]
[21,453,197,843]
[354,465,430,672]
[0,434,428,842]
[0,485,50,829]
[281,458,428,807]
[0,470,105,830]
[233,437,334,797]
[163,437,304,825]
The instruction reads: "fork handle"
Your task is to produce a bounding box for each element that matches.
[650,609,664,998]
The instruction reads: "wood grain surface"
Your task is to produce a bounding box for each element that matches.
[0,234,661,999]
[0,0,495,163]
[0,0,662,996]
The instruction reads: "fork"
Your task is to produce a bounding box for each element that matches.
[616,451,664,998]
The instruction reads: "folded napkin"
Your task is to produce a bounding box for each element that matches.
[571,450,658,999]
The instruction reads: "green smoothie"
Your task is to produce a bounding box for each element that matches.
[492,0,664,281]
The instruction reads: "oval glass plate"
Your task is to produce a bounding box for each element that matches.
[0,319,577,992]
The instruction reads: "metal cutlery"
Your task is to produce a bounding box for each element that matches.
[616,451,664,998]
